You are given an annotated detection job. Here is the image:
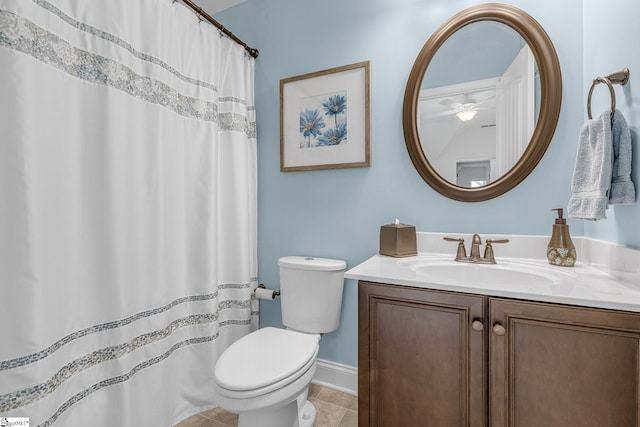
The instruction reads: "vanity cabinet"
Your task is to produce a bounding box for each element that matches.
[358,281,488,427]
[358,281,640,427]
[490,298,640,427]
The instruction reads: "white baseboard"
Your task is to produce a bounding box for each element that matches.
[312,359,358,396]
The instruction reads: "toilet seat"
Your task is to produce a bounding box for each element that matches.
[215,327,320,398]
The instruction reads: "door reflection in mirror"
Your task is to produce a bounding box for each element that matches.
[457,160,491,187]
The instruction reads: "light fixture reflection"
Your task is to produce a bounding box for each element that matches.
[456,109,478,122]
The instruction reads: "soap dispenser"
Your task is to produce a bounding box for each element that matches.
[547,208,576,267]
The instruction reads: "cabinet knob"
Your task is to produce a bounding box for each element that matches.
[492,322,506,336]
[472,320,484,332]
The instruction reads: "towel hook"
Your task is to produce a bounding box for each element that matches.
[587,68,630,120]
[606,68,630,86]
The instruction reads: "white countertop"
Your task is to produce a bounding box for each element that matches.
[345,233,640,313]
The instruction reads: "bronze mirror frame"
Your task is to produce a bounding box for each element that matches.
[403,3,562,202]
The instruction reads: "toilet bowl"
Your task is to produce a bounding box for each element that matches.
[213,256,347,427]
[214,327,320,427]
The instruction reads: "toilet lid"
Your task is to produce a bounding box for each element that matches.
[215,327,319,391]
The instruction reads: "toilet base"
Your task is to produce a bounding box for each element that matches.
[237,399,316,427]
[299,399,317,427]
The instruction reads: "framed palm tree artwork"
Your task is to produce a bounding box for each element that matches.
[280,61,370,171]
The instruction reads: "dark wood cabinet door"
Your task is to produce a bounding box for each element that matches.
[490,298,640,427]
[358,281,487,427]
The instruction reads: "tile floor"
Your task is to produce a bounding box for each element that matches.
[175,384,358,427]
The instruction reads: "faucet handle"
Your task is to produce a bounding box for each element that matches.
[443,237,467,261]
[486,238,509,245]
[483,238,509,263]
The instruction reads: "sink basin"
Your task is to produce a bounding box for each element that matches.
[407,259,575,287]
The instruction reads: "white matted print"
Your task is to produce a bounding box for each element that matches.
[280,61,370,171]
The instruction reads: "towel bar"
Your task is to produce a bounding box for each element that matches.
[587,68,630,120]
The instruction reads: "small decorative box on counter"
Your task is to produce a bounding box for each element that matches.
[379,219,417,257]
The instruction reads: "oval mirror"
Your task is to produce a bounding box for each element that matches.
[403,4,562,202]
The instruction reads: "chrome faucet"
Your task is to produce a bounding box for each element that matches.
[443,234,509,264]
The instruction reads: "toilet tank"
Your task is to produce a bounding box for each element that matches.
[278,256,347,334]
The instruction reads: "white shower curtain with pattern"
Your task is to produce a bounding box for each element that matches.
[0,0,257,425]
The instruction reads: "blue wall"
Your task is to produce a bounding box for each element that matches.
[582,0,640,247]
[217,0,637,367]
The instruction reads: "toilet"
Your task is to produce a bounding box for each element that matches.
[213,256,347,427]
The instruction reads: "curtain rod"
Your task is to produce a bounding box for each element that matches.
[179,0,259,58]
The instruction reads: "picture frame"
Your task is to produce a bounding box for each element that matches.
[280,61,370,172]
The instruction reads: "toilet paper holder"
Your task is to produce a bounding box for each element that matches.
[254,284,281,300]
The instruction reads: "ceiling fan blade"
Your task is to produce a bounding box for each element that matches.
[428,110,459,118]
[440,99,462,109]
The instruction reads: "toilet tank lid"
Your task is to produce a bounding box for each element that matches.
[278,256,346,271]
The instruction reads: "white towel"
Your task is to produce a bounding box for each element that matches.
[567,110,612,220]
[609,109,635,204]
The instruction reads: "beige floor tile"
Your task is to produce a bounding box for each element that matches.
[174,414,199,427]
[175,414,228,427]
[317,387,358,411]
[198,406,239,426]
[308,382,323,399]
[338,409,358,427]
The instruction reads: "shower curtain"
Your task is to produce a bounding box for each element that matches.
[0,0,257,425]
